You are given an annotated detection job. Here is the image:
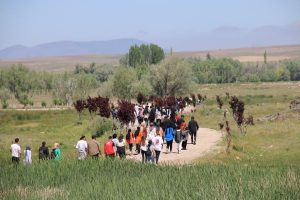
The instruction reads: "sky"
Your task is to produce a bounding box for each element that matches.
[0,0,300,51]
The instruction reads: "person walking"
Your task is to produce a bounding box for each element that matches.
[147,122,156,141]
[11,138,21,164]
[88,135,101,159]
[180,121,188,150]
[116,134,126,159]
[140,136,147,163]
[76,136,88,160]
[134,126,141,153]
[38,141,49,160]
[188,116,199,145]
[152,129,163,164]
[145,140,155,163]
[126,129,134,155]
[165,127,174,153]
[52,143,61,161]
[24,145,32,165]
[112,133,118,156]
[104,136,115,159]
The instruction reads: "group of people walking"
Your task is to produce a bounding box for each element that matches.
[10,107,199,165]
[10,139,61,165]
[80,114,199,164]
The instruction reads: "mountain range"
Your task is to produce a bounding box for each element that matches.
[0,39,144,59]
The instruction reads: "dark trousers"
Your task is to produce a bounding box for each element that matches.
[141,150,146,163]
[190,131,197,143]
[136,144,140,154]
[128,143,133,151]
[182,140,187,150]
[12,157,20,164]
[166,140,173,152]
[155,150,161,164]
[117,147,126,159]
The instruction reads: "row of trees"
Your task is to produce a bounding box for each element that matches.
[190,58,300,83]
[120,44,165,67]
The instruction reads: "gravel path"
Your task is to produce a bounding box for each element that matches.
[127,128,222,165]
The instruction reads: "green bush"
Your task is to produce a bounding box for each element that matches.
[41,101,47,107]
[2,101,9,109]
[88,116,119,137]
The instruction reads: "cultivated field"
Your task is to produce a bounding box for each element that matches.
[0,82,299,199]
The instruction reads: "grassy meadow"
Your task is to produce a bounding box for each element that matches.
[0,82,300,199]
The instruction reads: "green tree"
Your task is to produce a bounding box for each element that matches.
[150,57,192,96]
[286,61,300,81]
[111,67,137,99]
[140,44,151,65]
[206,52,211,60]
[128,45,142,67]
[0,88,10,109]
[73,74,98,100]
[150,44,165,64]
[264,50,267,64]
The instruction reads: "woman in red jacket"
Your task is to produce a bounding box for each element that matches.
[104,136,115,158]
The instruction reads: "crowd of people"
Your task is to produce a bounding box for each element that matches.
[10,103,200,165]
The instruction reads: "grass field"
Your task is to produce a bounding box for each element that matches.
[0,82,300,199]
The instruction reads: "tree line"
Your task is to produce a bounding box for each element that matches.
[0,43,300,109]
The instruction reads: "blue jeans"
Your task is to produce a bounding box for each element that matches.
[147,155,154,163]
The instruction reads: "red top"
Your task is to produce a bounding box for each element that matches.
[126,132,134,144]
[104,140,114,155]
[175,114,180,122]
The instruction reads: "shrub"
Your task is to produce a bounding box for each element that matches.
[88,116,117,137]
[41,101,47,107]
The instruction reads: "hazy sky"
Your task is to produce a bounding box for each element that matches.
[0,0,300,50]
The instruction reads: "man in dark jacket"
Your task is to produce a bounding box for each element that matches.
[188,116,199,145]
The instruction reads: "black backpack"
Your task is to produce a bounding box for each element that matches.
[145,145,152,157]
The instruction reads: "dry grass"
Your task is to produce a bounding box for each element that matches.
[174,44,300,62]
[0,54,121,72]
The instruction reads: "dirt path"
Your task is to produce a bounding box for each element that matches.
[127,128,222,165]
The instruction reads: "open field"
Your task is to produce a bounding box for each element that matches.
[175,44,300,62]
[0,82,300,199]
[0,44,299,72]
[0,54,121,72]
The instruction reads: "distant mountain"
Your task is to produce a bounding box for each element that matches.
[158,23,300,51]
[0,39,145,59]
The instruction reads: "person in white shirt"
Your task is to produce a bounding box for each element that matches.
[116,134,126,159]
[11,138,21,164]
[24,146,32,165]
[76,136,88,160]
[152,130,164,164]
[147,123,156,141]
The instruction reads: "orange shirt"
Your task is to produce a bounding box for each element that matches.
[135,132,144,144]
[126,133,134,144]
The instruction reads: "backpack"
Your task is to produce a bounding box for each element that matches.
[175,130,181,143]
[39,147,44,157]
[145,145,152,157]
[126,132,131,140]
